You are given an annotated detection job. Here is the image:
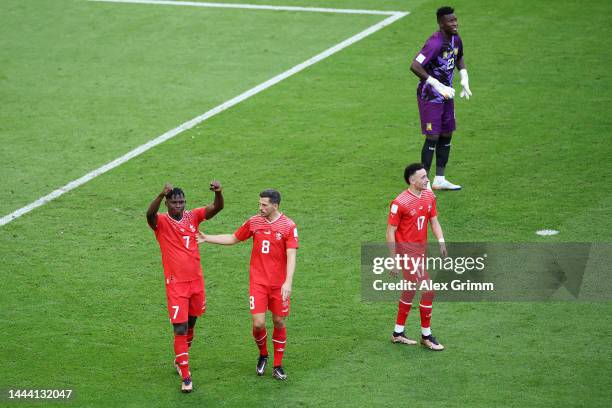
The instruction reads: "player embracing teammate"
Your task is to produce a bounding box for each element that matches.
[148,185,297,392]
[197,189,298,381]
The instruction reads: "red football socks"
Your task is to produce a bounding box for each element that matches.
[272,327,287,367]
[419,301,433,330]
[395,299,412,326]
[186,327,194,349]
[252,327,268,357]
[174,334,190,379]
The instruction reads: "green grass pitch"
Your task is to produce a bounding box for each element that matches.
[1,0,611,406]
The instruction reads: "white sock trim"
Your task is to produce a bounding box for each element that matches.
[421,327,432,336]
[394,324,405,333]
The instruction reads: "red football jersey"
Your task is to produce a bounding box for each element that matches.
[234,213,299,288]
[388,189,437,243]
[152,207,207,282]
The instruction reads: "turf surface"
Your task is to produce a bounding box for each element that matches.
[1,0,611,407]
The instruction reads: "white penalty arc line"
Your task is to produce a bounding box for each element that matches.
[0,9,408,227]
[90,0,403,16]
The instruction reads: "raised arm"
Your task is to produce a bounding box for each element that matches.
[204,180,224,220]
[281,248,297,301]
[146,183,172,230]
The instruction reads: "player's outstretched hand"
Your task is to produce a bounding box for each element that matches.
[196,231,207,244]
[459,69,472,100]
[440,242,448,258]
[281,281,292,301]
[209,180,222,192]
[162,183,173,196]
[389,268,400,278]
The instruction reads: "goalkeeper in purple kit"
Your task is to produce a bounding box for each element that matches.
[410,6,472,190]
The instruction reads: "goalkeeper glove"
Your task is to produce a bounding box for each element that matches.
[459,69,472,99]
[426,76,455,100]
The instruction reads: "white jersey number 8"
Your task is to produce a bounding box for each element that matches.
[261,240,270,254]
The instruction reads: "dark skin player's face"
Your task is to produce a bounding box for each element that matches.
[165,195,186,219]
[439,14,458,36]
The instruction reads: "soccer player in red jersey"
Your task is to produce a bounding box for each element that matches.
[197,189,298,380]
[147,181,224,393]
[387,163,447,351]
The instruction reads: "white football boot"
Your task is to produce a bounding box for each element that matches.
[432,176,461,190]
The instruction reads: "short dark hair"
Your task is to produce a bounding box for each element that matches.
[436,6,454,21]
[165,187,185,200]
[260,189,281,205]
[404,163,425,184]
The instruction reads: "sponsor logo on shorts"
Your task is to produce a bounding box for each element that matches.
[426,123,432,131]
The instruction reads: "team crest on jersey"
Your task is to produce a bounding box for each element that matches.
[410,209,417,216]
[189,225,195,232]
[443,51,448,59]
[419,206,423,210]
[454,48,458,55]
[275,232,282,240]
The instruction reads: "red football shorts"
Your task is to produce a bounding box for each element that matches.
[249,283,290,317]
[165,278,206,324]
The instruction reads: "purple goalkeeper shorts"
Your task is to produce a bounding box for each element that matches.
[417,97,456,135]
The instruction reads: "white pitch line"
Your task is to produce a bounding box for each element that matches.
[90,0,402,16]
[0,5,408,227]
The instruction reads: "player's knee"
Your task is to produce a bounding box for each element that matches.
[421,290,435,303]
[439,134,452,145]
[400,290,416,303]
[173,322,188,335]
[426,134,440,143]
[272,316,285,329]
[252,318,266,330]
[188,315,198,328]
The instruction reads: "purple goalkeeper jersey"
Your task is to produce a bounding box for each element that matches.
[414,31,463,103]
